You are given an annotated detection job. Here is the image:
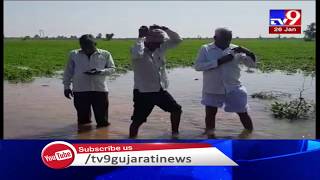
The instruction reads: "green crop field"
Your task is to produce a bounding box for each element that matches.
[4,38,315,82]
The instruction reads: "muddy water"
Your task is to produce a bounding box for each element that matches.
[4,68,315,139]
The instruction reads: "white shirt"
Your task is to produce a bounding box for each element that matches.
[63,48,115,92]
[194,43,256,94]
[131,29,182,92]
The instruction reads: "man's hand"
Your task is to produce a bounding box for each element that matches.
[160,25,169,31]
[232,46,247,53]
[232,46,256,62]
[149,24,168,31]
[64,89,73,99]
[218,54,234,66]
[233,46,254,55]
[84,68,102,75]
[138,26,149,38]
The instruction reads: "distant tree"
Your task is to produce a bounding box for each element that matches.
[56,35,68,39]
[303,22,316,41]
[259,35,262,39]
[70,35,77,39]
[34,34,40,39]
[197,35,202,39]
[236,36,240,39]
[106,33,114,41]
[22,36,31,40]
[96,33,103,39]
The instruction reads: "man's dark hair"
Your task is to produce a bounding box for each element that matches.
[79,34,96,44]
[215,28,232,40]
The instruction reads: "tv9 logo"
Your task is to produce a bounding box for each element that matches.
[269,9,302,34]
[41,141,76,169]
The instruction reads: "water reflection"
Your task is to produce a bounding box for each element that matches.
[4,68,315,139]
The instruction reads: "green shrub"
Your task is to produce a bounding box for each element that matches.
[271,97,312,119]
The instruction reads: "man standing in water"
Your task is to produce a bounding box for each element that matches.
[194,28,256,137]
[63,34,115,129]
[129,25,183,138]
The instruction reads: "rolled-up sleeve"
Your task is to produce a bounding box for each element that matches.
[131,38,145,59]
[99,52,115,76]
[236,53,257,68]
[194,46,218,71]
[161,29,183,50]
[63,52,75,90]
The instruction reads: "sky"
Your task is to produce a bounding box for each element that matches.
[4,1,316,38]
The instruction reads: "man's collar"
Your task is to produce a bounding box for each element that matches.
[94,49,102,54]
[79,48,101,55]
[209,42,233,51]
[208,43,217,49]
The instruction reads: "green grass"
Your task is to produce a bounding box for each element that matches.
[4,38,315,82]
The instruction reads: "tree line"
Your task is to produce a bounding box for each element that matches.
[18,22,315,41]
[22,33,115,40]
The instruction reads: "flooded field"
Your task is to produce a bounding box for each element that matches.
[4,67,315,139]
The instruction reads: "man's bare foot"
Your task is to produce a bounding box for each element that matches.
[129,134,137,139]
[238,129,253,139]
[205,129,216,139]
[203,128,215,135]
[171,132,179,139]
[77,123,93,133]
[96,122,110,128]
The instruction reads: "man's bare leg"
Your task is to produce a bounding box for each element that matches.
[171,110,182,138]
[129,121,144,139]
[205,106,218,133]
[237,112,253,130]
